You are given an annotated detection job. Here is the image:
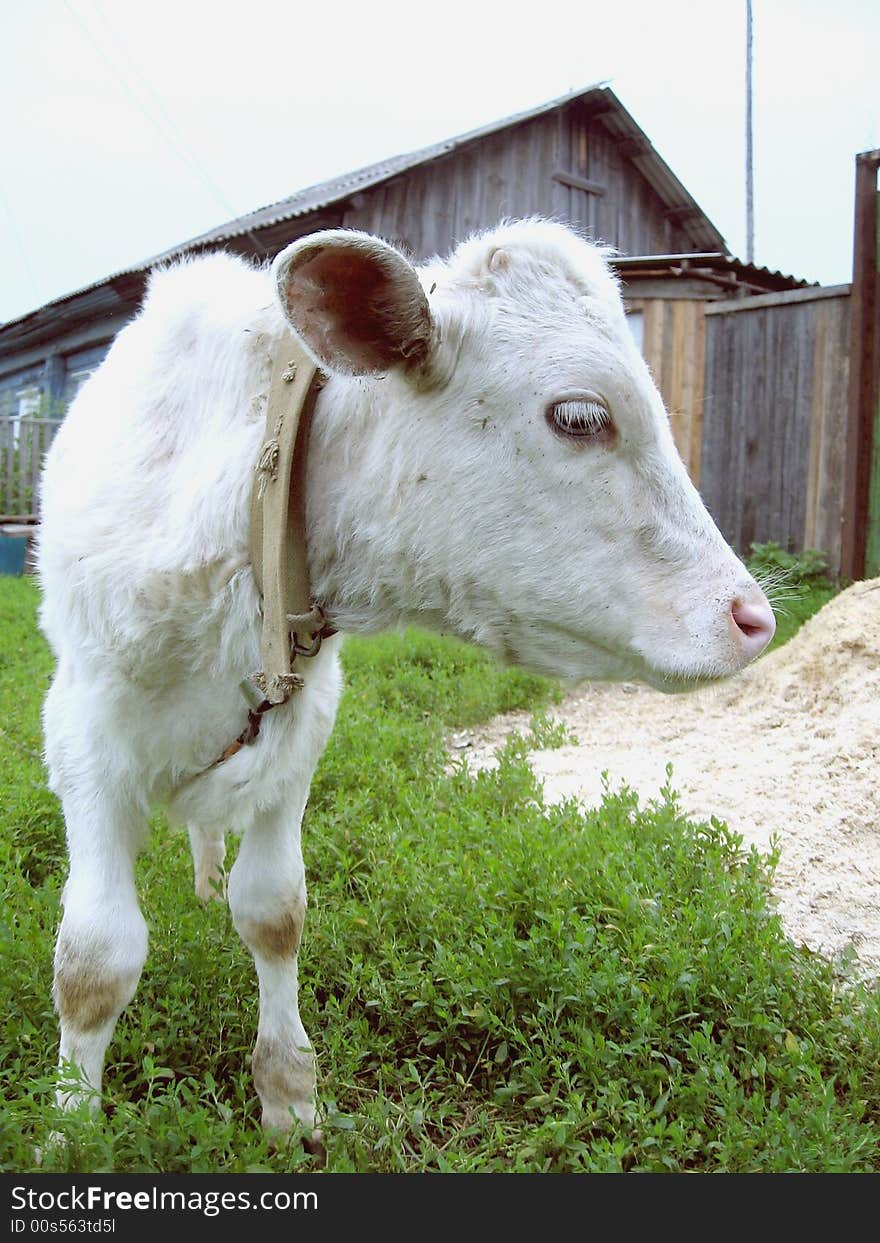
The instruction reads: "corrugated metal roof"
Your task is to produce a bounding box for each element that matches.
[2,85,732,340]
[615,252,813,292]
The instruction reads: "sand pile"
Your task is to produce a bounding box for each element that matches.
[453,579,880,980]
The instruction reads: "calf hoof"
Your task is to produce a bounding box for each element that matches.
[303,1129,326,1163]
[264,1123,326,1164]
[195,873,227,903]
[33,1131,66,1167]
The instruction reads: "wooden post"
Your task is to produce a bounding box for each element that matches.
[840,150,880,581]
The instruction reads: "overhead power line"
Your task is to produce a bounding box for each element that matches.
[61,0,267,256]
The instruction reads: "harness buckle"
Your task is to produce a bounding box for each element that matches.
[288,603,335,660]
[291,630,324,659]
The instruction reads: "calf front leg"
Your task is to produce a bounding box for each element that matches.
[53,797,148,1111]
[188,822,227,901]
[228,801,319,1145]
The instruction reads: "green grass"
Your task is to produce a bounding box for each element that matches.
[747,541,839,652]
[2,570,878,1174]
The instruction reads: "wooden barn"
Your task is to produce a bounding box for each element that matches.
[0,84,739,427]
[3,85,873,578]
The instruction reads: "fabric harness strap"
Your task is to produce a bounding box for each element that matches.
[188,332,331,781]
[249,330,331,704]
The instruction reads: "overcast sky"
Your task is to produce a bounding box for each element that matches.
[1,0,877,324]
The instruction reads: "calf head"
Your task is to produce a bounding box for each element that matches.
[274,220,774,689]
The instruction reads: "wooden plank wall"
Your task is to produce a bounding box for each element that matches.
[553,105,690,251]
[341,103,703,258]
[699,286,851,573]
[627,297,706,482]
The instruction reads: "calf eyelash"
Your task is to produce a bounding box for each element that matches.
[547,397,612,440]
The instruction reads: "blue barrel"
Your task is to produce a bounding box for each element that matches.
[0,534,29,575]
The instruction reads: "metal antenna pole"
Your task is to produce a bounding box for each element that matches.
[745,0,755,263]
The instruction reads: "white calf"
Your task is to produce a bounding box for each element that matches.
[38,219,774,1146]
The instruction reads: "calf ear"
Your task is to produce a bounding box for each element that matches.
[272,230,435,377]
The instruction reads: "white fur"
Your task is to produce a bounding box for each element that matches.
[38,219,772,1140]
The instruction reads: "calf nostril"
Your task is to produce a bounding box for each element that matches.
[730,597,776,651]
[735,616,762,638]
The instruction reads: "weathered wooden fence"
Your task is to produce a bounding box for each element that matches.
[698,285,852,574]
[0,416,63,519]
[632,297,706,485]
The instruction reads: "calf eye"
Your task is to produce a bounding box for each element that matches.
[547,396,613,442]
